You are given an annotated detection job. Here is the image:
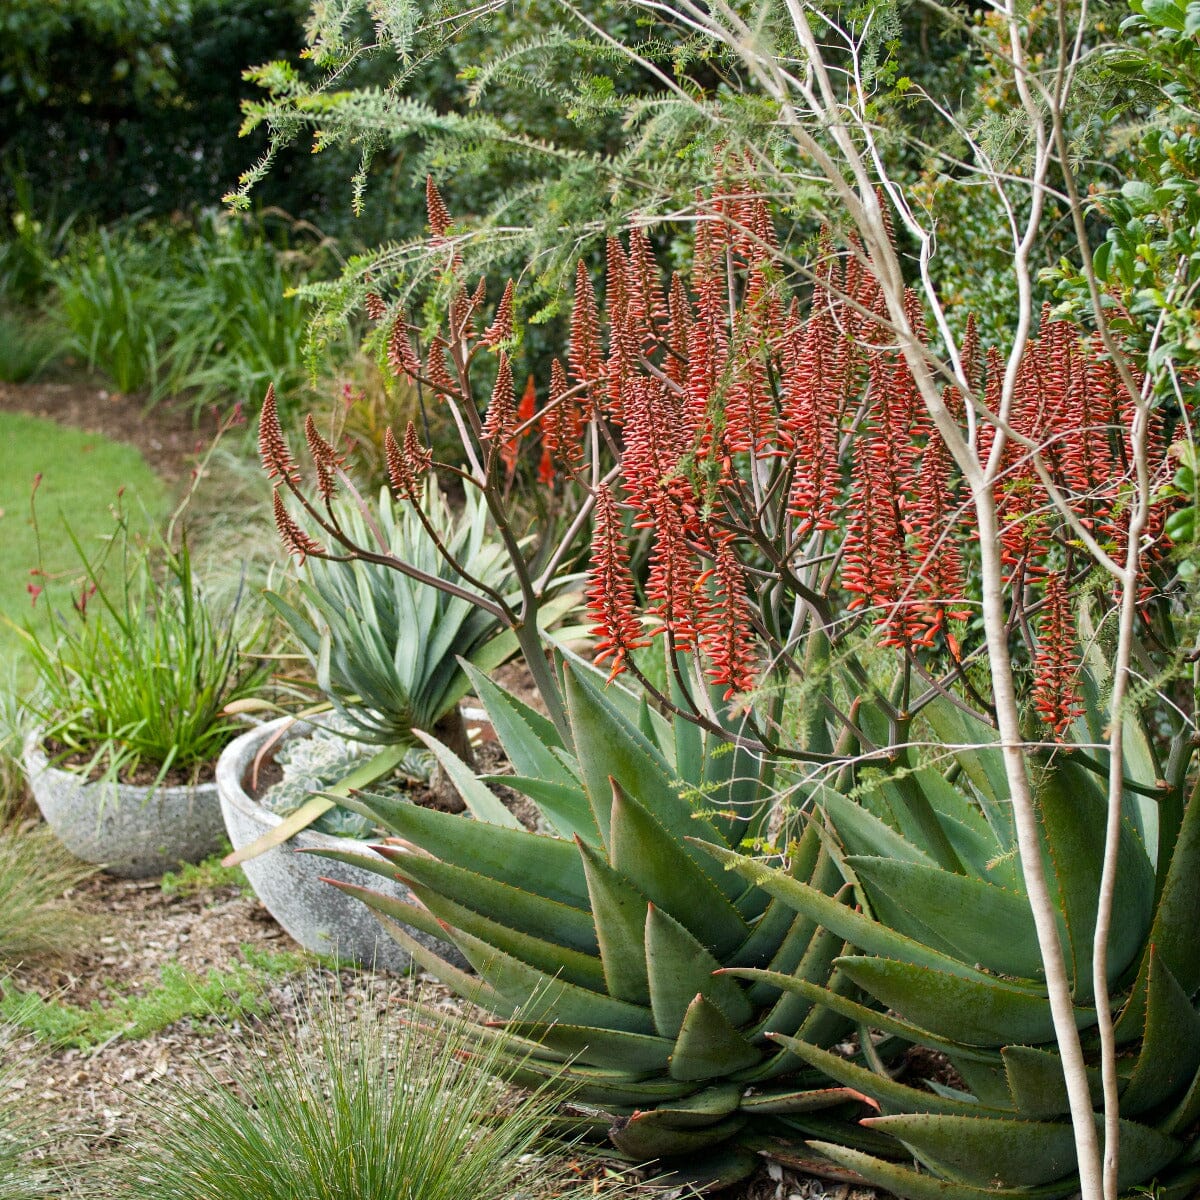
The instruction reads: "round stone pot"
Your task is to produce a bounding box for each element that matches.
[216,717,457,974]
[23,735,225,879]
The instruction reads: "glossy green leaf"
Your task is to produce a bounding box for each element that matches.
[698,842,1043,990]
[1120,951,1200,1116]
[449,925,658,1035]
[646,904,754,1037]
[644,1083,742,1126]
[609,779,750,957]
[1001,1045,1102,1119]
[347,791,590,909]
[374,846,599,954]
[668,993,762,1081]
[576,835,651,1005]
[411,728,522,828]
[496,1021,673,1073]
[805,1142,1070,1200]
[845,856,1043,979]
[836,956,1084,1046]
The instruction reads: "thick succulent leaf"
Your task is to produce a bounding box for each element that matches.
[459,661,574,776]
[852,769,965,875]
[836,956,1087,1047]
[1035,756,1154,1001]
[564,667,734,892]
[408,888,607,992]
[805,1142,1070,1200]
[747,922,845,1040]
[1002,1045,1103,1118]
[698,842,1044,990]
[1161,1061,1200,1137]
[609,1109,748,1159]
[669,993,763,1081]
[646,905,754,1037]
[741,1086,874,1114]
[920,697,1016,850]
[448,925,658,1035]
[326,876,454,945]
[410,729,522,827]
[644,1083,743,1126]
[609,779,751,956]
[576,835,651,1005]
[773,1036,993,1117]
[725,969,995,1067]
[732,821,824,979]
[625,1143,761,1189]
[488,775,595,842]
[1118,775,1200,1040]
[916,768,1022,891]
[495,1020,673,1074]
[819,784,937,867]
[493,1050,694,1108]
[346,794,589,909]
[865,1113,1179,1192]
[1120,950,1200,1116]
[377,848,599,954]
[845,856,1044,979]
[370,912,509,1013]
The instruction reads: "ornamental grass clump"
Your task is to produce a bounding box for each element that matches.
[118,983,636,1200]
[16,506,270,786]
[257,174,1196,1195]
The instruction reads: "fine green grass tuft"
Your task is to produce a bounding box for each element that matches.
[0,311,68,384]
[0,948,307,1049]
[160,850,252,900]
[118,984,636,1200]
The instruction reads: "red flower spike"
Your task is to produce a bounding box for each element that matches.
[1033,570,1083,739]
[365,292,386,321]
[425,334,457,398]
[569,261,604,414]
[626,227,668,348]
[537,446,554,486]
[304,415,343,501]
[501,374,537,475]
[666,273,694,388]
[586,483,647,676]
[540,358,584,475]
[403,420,432,476]
[621,377,684,519]
[272,490,324,565]
[644,490,702,652]
[701,537,759,701]
[912,435,971,646]
[483,352,517,449]
[482,279,515,349]
[258,384,300,484]
[387,312,421,379]
[426,177,451,238]
[384,426,416,501]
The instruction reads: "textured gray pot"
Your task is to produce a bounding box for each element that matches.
[23,735,225,879]
[217,717,459,974]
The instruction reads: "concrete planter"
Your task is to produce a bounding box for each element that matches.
[216,717,456,973]
[23,735,225,879]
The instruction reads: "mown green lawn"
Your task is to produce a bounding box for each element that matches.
[0,411,167,667]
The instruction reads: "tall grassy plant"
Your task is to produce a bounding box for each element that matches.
[0,1017,56,1199]
[120,985,630,1200]
[17,510,270,782]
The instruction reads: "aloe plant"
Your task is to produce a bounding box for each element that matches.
[701,684,1200,1200]
[267,479,525,755]
[317,657,884,1189]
